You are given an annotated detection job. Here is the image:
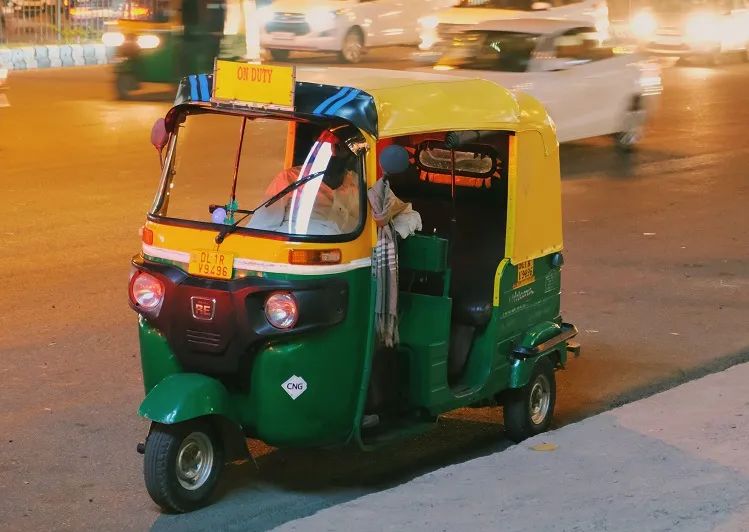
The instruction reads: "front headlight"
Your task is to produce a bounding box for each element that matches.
[684,11,720,43]
[630,10,657,40]
[306,8,336,31]
[136,34,160,49]
[102,31,125,47]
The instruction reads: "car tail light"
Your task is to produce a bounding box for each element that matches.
[264,292,299,329]
[130,272,165,314]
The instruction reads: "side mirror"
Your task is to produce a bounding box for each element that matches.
[150,118,169,168]
[531,1,552,10]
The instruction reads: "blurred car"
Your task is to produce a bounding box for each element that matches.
[418,0,610,52]
[629,0,749,63]
[258,0,455,63]
[417,18,661,149]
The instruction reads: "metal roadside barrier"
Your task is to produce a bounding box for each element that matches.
[0,0,118,69]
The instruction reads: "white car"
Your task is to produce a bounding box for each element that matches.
[259,0,456,63]
[418,0,610,51]
[629,0,749,63]
[417,18,661,149]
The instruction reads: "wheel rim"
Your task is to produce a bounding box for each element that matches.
[176,432,214,491]
[618,108,646,148]
[529,374,551,426]
[342,33,362,62]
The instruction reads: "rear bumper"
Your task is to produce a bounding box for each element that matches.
[261,30,342,52]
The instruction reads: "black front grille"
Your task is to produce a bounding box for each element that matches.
[265,21,310,35]
[186,329,222,350]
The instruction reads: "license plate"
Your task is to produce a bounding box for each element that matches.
[271,32,295,40]
[188,249,234,280]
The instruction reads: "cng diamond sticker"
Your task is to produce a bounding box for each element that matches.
[282,375,307,400]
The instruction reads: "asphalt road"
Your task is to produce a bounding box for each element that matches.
[1,49,748,531]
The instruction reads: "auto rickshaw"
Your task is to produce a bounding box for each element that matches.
[103,0,225,99]
[129,60,579,512]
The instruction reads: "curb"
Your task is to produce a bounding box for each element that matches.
[0,44,115,70]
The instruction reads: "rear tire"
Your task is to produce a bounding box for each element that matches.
[268,49,290,61]
[338,28,364,63]
[503,357,556,443]
[613,96,646,153]
[144,420,224,513]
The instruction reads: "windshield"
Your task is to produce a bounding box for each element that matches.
[437,31,539,72]
[151,112,364,239]
[119,0,172,22]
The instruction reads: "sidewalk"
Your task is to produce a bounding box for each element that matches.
[276,362,749,532]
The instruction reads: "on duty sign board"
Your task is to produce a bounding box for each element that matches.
[212,60,295,111]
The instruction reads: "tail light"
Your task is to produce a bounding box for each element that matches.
[130,271,165,315]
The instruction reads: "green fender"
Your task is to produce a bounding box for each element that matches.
[139,373,240,426]
[509,321,566,389]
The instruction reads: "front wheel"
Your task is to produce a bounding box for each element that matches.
[502,357,556,443]
[338,28,364,63]
[115,71,138,100]
[144,420,224,513]
[613,96,646,152]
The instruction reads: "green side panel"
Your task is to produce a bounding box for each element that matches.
[129,34,178,83]
[398,292,452,408]
[138,315,182,393]
[139,373,239,425]
[231,267,373,448]
[518,321,562,350]
[399,234,449,272]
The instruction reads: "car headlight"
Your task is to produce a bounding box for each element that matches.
[684,11,720,43]
[265,292,299,329]
[306,8,336,32]
[136,34,160,49]
[102,31,125,47]
[258,6,274,25]
[630,10,657,40]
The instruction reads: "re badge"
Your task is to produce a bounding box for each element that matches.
[282,375,307,400]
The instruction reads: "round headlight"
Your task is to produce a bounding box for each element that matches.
[102,31,125,47]
[136,34,160,49]
[264,292,299,329]
[131,272,164,312]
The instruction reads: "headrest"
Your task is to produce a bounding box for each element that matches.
[379,145,410,176]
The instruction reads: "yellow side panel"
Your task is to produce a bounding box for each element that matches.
[505,131,563,264]
[144,221,373,264]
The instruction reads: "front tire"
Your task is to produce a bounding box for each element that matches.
[613,96,646,152]
[338,28,364,63]
[144,420,224,513]
[503,357,556,443]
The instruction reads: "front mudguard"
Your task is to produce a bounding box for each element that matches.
[139,373,249,461]
[508,321,578,389]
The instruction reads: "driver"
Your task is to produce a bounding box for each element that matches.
[248,134,360,235]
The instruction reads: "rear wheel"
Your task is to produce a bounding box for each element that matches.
[503,357,556,443]
[338,28,364,63]
[613,96,646,152]
[144,420,224,513]
[268,49,290,61]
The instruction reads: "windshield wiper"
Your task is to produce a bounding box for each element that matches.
[215,170,325,244]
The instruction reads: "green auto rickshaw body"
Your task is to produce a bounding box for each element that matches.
[132,67,578,456]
